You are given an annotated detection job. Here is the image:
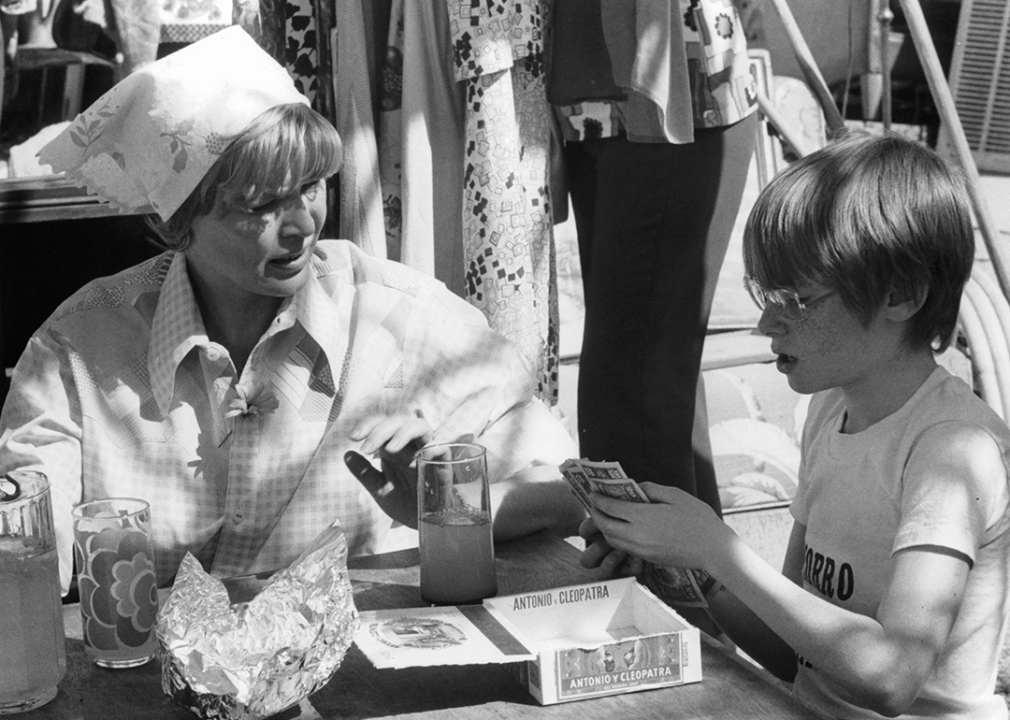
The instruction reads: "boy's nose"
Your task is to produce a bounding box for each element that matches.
[756,304,786,337]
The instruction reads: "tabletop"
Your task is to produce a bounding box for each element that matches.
[27,532,830,720]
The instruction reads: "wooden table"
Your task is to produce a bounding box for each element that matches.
[27,533,829,720]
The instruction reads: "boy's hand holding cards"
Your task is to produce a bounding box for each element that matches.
[562,458,721,608]
[559,458,649,511]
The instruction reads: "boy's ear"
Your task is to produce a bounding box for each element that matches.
[883,285,927,322]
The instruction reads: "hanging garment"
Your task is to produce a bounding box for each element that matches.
[376,0,404,261]
[446,0,559,403]
[334,0,386,259]
[330,0,558,403]
[334,0,466,284]
[283,0,316,101]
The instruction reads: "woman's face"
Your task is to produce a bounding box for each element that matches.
[185,179,327,304]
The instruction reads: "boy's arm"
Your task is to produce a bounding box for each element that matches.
[591,466,978,718]
[709,529,968,716]
[701,521,807,682]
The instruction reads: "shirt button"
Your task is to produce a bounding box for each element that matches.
[233,510,245,524]
[206,348,222,362]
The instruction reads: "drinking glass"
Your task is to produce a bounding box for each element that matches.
[416,442,497,604]
[72,498,158,668]
[0,471,66,714]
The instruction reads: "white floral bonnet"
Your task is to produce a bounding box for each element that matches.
[37,26,309,221]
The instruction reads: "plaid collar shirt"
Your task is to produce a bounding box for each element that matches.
[0,240,574,592]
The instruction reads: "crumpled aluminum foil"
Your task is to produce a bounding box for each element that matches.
[156,522,359,719]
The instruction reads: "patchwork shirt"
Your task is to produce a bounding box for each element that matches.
[553,0,758,143]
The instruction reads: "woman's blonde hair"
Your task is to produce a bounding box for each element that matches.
[147,103,343,250]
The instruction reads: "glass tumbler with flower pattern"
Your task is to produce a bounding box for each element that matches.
[72,498,159,668]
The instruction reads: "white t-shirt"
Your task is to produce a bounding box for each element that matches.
[791,366,1010,719]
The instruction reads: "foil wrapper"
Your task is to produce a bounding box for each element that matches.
[156,522,359,719]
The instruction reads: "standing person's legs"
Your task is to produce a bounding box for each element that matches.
[566,115,755,514]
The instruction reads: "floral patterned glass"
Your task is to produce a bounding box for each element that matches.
[72,498,158,668]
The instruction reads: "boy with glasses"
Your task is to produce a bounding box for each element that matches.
[582,132,1010,719]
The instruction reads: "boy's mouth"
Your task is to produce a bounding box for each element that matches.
[775,353,797,372]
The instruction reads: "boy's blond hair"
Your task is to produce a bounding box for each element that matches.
[744,131,974,352]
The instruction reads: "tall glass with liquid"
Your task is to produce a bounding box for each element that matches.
[0,471,67,714]
[417,442,497,604]
[72,498,159,668]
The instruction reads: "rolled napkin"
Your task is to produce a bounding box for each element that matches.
[156,522,358,720]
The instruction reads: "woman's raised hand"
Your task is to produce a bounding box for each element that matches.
[343,412,434,529]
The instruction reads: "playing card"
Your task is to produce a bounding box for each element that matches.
[558,459,650,508]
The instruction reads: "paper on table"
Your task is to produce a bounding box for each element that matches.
[355,605,535,669]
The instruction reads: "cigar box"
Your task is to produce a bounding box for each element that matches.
[354,576,702,705]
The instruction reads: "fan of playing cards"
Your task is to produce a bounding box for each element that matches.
[560,458,722,608]
[559,458,650,511]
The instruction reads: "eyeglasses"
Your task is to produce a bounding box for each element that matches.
[743,276,838,316]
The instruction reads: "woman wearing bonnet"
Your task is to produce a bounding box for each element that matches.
[2,27,584,594]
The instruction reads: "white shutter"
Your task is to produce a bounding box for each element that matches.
[939,0,1010,172]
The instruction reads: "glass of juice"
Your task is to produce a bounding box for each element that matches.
[0,471,67,715]
[72,498,158,668]
[416,442,497,604]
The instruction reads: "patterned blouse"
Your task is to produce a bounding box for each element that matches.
[553,0,757,143]
[0,241,576,592]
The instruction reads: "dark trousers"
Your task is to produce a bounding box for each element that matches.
[564,114,757,516]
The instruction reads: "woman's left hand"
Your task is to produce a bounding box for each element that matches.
[343,412,433,529]
[590,482,730,572]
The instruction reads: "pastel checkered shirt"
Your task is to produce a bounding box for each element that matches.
[0,240,575,593]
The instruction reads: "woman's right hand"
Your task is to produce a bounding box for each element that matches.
[343,412,433,529]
